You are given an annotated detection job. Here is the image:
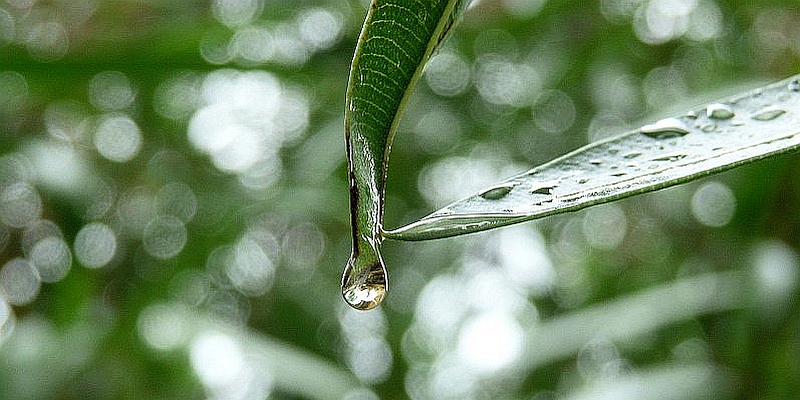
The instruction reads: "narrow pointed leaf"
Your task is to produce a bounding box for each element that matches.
[342,0,469,309]
[385,75,800,241]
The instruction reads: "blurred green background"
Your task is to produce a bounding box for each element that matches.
[1,0,799,399]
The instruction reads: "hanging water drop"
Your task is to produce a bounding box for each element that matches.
[341,254,387,310]
[751,106,786,121]
[706,103,735,120]
[640,118,690,139]
[480,183,515,200]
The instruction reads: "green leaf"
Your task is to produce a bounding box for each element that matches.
[385,75,800,241]
[342,0,468,310]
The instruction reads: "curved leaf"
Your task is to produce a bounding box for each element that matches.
[342,0,469,309]
[386,75,800,241]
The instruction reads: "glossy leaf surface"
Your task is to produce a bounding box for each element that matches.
[387,75,800,240]
[343,0,467,309]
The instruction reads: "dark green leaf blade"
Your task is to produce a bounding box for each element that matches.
[385,75,800,241]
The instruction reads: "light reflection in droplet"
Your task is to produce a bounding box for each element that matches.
[93,114,142,162]
[0,181,42,228]
[142,215,187,259]
[29,236,71,283]
[88,71,136,111]
[0,258,40,306]
[690,181,735,227]
[74,222,117,268]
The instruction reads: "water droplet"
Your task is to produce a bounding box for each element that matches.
[700,123,716,133]
[640,118,690,139]
[651,153,688,162]
[531,186,553,195]
[706,103,735,120]
[751,107,786,121]
[623,152,642,159]
[341,257,387,311]
[788,78,800,92]
[589,159,603,166]
[479,183,515,200]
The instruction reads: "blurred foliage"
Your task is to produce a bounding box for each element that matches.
[0,0,799,399]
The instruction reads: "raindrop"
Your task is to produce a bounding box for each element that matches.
[706,103,734,120]
[479,183,515,200]
[29,237,71,283]
[341,257,387,311]
[640,118,690,139]
[623,151,642,159]
[751,106,786,121]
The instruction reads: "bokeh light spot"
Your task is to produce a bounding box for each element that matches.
[74,222,117,268]
[690,181,735,227]
[0,182,42,228]
[0,258,40,306]
[142,215,187,259]
[88,71,136,111]
[29,236,72,283]
[94,114,142,162]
